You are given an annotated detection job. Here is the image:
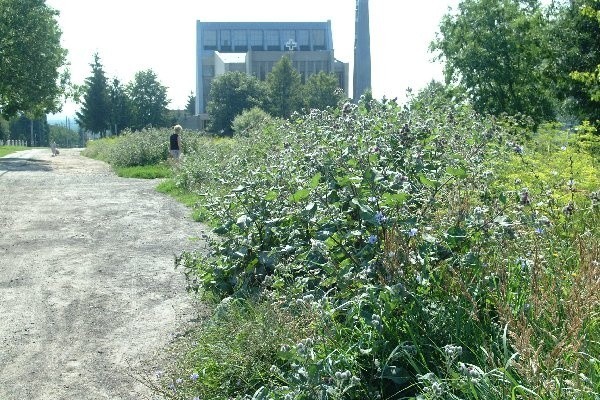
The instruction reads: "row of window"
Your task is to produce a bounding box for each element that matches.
[202,29,327,52]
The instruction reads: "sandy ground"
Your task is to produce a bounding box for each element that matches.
[0,148,208,399]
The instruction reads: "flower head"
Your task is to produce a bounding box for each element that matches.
[375,211,387,224]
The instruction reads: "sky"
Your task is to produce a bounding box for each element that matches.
[45,0,461,118]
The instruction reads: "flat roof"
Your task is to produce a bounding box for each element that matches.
[197,21,331,30]
[216,52,247,63]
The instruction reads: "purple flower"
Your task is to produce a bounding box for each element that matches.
[367,235,378,244]
[190,372,199,381]
[375,211,387,224]
[408,228,418,237]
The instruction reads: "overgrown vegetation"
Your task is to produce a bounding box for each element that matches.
[80,0,600,396]
[70,83,597,399]
[158,87,597,399]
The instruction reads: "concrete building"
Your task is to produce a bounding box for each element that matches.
[195,21,349,124]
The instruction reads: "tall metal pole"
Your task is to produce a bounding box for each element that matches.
[353,0,372,101]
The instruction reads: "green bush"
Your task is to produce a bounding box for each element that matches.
[231,107,275,137]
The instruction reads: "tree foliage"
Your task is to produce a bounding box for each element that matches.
[431,0,555,123]
[186,92,196,115]
[554,0,600,123]
[302,72,346,110]
[49,124,79,147]
[0,0,68,118]
[76,53,110,136]
[265,56,302,118]
[9,115,49,145]
[127,69,169,131]
[207,71,267,135]
[108,78,131,135]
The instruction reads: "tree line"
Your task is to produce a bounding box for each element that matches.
[207,56,346,135]
[75,53,174,137]
[0,0,598,141]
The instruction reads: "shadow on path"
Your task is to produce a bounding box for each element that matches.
[0,157,52,173]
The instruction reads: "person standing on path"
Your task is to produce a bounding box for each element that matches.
[50,141,59,156]
[169,125,182,161]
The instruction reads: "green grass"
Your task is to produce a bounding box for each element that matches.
[156,179,211,222]
[113,163,172,179]
[0,146,28,157]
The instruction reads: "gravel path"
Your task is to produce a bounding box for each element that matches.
[0,148,207,399]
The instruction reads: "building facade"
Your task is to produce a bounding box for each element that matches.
[195,21,349,120]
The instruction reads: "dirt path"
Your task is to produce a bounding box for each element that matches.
[0,148,207,399]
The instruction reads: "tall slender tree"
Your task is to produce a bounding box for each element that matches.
[76,53,110,137]
[108,78,131,135]
[186,92,196,115]
[265,56,302,118]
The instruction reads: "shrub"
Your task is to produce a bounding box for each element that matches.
[231,107,274,137]
[169,91,599,399]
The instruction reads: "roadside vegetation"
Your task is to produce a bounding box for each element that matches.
[0,145,28,158]
[84,86,599,399]
[79,0,600,397]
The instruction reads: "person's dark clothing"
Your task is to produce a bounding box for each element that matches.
[170,133,180,150]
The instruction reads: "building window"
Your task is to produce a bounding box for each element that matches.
[233,30,248,52]
[297,30,310,51]
[203,30,217,50]
[265,30,280,51]
[220,30,232,51]
[312,29,326,50]
[249,30,263,50]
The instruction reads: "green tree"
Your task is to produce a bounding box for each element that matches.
[108,78,131,135]
[431,0,555,124]
[551,0,600,124]
[0,0,68,118]
[49,124,79,147]
[207,71,267,135]
[9,115,49,146]
[0,117,8,143]
[76,53,110,137]
[186,92,196,115]
[265,56,302,118]
[127,69,169,131]
[302,72,346,110]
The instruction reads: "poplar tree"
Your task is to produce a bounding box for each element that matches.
[266,56,302,118]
